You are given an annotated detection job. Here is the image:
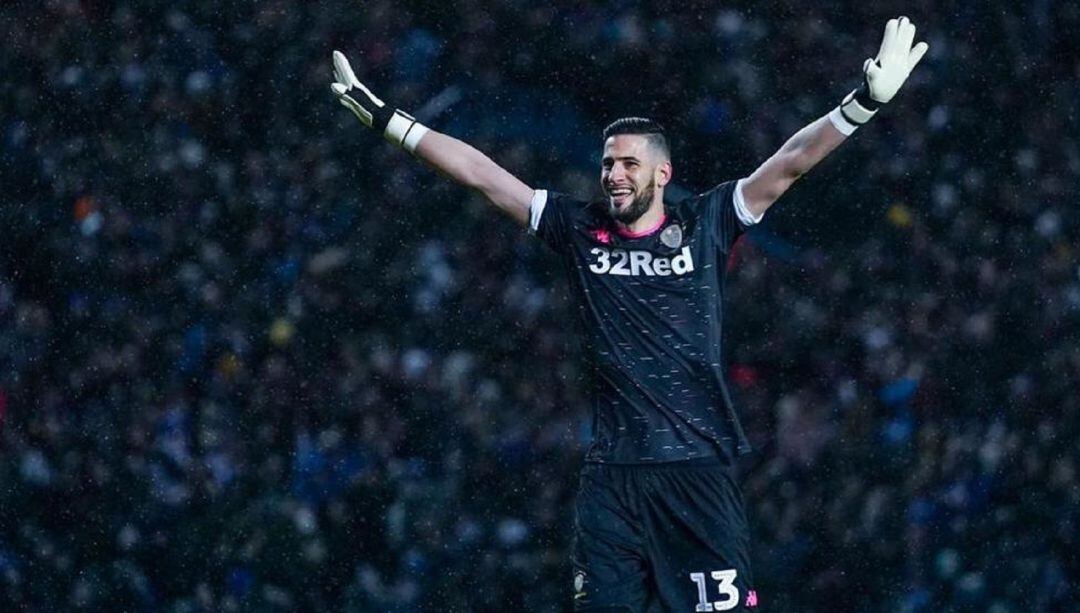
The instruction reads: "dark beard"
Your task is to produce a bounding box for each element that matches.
[607,180,655,225]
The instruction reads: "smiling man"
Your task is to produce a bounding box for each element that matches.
[331,16,927,612]
[600,118,671,228]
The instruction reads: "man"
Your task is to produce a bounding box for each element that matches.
[331,16,928,612]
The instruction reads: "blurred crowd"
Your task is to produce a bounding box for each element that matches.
[2,0,1078,611]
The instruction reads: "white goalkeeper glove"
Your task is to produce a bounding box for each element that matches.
[330,50,429,153]
[831,17,929,134]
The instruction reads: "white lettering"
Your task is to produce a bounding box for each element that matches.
[586,246,694,277]
[630,251,653,276]
[610,250,631,275]
[588,247,610,273]
[672,246,694,275]
[653,257,671,276]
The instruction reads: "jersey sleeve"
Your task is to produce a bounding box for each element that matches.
[528,189,577,253]
[698,179,762,252]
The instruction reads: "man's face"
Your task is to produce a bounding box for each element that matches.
[600,134,669,224]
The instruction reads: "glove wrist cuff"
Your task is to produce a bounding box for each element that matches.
[384,109,429,154]
[840,88,878,126]
[827,106,859,136]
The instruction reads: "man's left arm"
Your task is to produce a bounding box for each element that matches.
[740,16,930,220]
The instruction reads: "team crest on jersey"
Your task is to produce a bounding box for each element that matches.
[660,223,683,248]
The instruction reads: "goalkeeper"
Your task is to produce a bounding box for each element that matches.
[332,17,927,612]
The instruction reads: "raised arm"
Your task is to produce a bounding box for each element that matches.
[740,17,929,220]
[329,51,534,227]
[411,131,534,227]
[739,116,847,220]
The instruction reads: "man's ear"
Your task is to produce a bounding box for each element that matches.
[656,160,673,188]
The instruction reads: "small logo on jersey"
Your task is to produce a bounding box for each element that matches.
[660,223,683,249]
[588,246,694,276]
[589,227,613,245]
[746,590,759,607]
[573,571,587,599]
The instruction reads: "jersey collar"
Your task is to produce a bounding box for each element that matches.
[614,214,667,239]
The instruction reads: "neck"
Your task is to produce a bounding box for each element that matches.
[615,197,666,236]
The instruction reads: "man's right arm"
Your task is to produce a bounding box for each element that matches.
[329,51,534,228]
[411,130,534,228]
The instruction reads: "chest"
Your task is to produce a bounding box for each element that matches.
[581,244,697,277]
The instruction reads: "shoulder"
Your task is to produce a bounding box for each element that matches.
[530,190,599,227]
[668,180,736,220]
[543,190,596,213]
[673,180,760,228]
[529,190,605,249]
[688,181,738,208]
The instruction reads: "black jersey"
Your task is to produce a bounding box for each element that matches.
[531,181,754,464]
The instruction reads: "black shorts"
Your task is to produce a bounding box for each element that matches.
[571,459,758,612]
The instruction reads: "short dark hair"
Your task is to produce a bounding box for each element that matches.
[602,117,670,160]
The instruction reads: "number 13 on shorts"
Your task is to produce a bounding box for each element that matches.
[690,570,739,611]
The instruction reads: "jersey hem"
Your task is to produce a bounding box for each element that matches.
[583,455,729,468]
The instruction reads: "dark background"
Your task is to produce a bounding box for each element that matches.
[1,1,1078,611]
